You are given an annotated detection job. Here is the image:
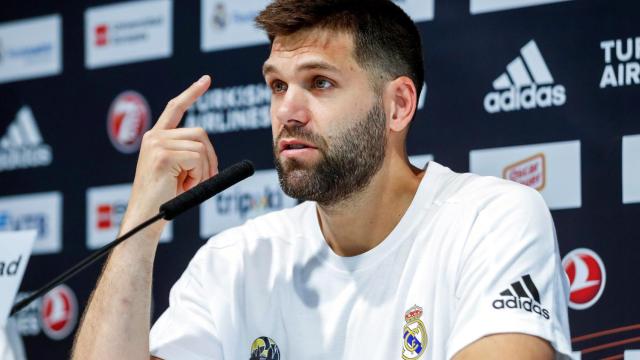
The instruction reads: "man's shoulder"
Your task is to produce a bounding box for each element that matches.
[429,162,546,212]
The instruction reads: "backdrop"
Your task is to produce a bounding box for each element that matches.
[0,0,638,359]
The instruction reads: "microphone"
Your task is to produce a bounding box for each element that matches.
[160,159,254,220]
[10,160,255,316]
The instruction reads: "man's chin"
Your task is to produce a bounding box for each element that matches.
[278,156,318,172]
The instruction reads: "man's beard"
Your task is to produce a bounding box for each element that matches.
[273,101,387,206]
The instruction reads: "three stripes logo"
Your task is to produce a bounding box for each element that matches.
[484,40,566,113]
[492,274,551,320]
[0,106,52,172]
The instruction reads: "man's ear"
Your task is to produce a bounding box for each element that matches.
[383,76,417,133]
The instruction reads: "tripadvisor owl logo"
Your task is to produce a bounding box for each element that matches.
[250,336,280,360]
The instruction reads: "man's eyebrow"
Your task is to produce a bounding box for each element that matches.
[262,61,341,76]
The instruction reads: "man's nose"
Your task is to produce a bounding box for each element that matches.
[274,85,311,128]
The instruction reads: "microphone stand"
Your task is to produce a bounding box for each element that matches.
[10,212,165,316]
[10,159,254,316]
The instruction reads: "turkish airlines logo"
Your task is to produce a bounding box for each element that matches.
[599,36,640,88]
[562,248,606,310]
[40,284,78,340]
[503,153,546,190]
[484,40,566,113]
[107,91,150,154]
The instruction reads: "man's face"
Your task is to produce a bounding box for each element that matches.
[263,29,388,205]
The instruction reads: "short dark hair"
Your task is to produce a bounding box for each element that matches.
[255,0,424,98]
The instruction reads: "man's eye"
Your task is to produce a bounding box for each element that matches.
[271,80,287,93]
[314,78,333,89]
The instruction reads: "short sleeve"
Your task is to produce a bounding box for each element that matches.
[446,185,574,359]
[150,246,223,360]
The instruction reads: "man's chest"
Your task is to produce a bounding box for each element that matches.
[228,256,457,360]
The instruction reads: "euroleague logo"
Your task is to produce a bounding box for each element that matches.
[40,284,78,340]
[562,248,606,310]
[107,91,151,154]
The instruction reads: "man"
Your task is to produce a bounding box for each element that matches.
[72,0,573,359]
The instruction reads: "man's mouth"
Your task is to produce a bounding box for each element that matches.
[279,139,318,152]
[278,139,320,160]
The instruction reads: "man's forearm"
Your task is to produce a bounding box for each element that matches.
[71,76,215,359]
[71,228,160,360]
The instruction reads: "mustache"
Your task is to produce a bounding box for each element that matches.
[274,126,328,150]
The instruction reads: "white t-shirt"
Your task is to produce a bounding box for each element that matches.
[150,161,573,360]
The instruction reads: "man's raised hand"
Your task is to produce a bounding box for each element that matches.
[123,75,217,238]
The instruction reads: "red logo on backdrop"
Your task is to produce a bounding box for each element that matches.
[503,153,546,191]
[95,202,127,230]
[107,91,151,154]
[562,248,606,310]
[40,284,78,340]
[95,24,108,46]
[97,204,112,229]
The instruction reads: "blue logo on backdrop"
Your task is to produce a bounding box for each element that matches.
[0,211,48,238]
[7,42,53,63]
[216,187,284,219]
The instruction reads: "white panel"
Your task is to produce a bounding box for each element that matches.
[0,15,62,84]
[409,154,434,170]
[393,0,435,22]
[201,0,434,53]
[471,0,571,14]
[625,350,640,359]
[623,135,640,204]
[470,141,581,210]
[86,184,172,249]
[200,0,270,52]
[85,0,173,69]
[0,192,63,254]
[200,169,298,238]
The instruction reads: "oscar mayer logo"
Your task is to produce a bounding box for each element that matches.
[503,153,546,191]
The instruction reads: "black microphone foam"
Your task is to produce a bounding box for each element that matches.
[159,160,255,220]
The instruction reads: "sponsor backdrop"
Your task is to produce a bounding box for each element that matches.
[0,0,638,358]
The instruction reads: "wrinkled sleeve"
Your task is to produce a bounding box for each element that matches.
[150,246,223,360]
[446,185,574,360]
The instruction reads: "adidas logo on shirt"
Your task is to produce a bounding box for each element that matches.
[492,274,551,320]
[0,106,52,172]
[484,40,566,113]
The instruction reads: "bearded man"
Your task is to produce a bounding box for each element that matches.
[72,1,573,359]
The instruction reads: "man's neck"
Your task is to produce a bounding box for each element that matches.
[315,157,425,257]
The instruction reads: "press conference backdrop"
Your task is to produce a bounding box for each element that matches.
[0,0,638,358]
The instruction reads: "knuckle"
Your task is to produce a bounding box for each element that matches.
[154,149,171,169]
[141,130,157,148]
[195,127,208,138]
[166,98,183,112]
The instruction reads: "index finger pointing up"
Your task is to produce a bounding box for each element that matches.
[154,75,212,130]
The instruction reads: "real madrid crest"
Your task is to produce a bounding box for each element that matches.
[250,336,281,360]
[402,305,428,359]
